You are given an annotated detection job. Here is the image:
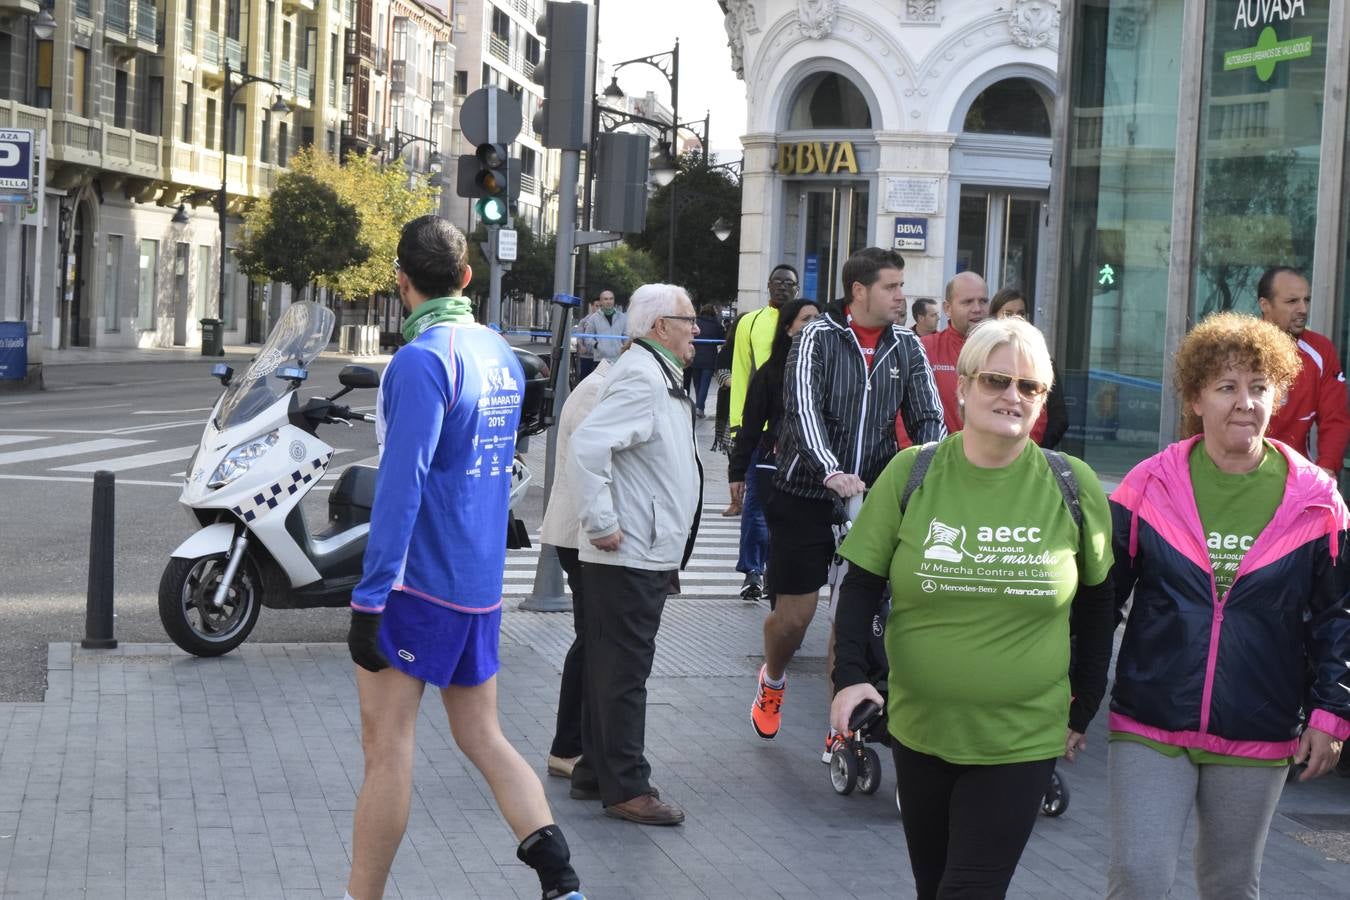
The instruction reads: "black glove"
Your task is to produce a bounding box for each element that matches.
[347,611,389,672]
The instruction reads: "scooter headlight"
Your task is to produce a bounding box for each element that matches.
[207,431,279,490]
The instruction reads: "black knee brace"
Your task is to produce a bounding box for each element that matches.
[517,824,581,900]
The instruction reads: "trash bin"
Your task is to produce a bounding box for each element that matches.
[199,318,224,357]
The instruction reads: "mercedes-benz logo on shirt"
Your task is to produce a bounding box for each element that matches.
[921,580,937,594]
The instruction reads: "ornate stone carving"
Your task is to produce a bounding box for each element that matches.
[904,0,939,23]
[797,0,839,40]
[1008,0,1060,49]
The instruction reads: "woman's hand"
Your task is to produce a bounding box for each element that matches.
[1063,729,1087,763]
[1295,727,1344,781]
[830,682,885,736]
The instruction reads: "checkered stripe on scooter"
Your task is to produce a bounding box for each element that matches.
[230,453,332,523]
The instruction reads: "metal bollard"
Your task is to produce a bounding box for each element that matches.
[82,470,118,649]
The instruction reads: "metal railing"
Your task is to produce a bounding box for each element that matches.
[203,32,220,66]
[181,18,195,49]
[519,171,537,196]
[510,0,536,22]
[137,0,157,43]
[297,68,313,102]
[489,34,509,64]
[280,60,294,93]
[106,0,131,33]
[225,37,245,69]
[262,50,272,77]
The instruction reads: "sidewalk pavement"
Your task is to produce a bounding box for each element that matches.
[2,603,1348,899]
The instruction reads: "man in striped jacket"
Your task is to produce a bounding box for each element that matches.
[750,247,946,759]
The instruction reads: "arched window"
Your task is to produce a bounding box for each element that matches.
[787,72,872,130]
[963,78,1051,137]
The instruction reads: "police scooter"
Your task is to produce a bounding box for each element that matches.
[159,301,550,657]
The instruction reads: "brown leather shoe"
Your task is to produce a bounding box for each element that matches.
[720,499,742,517]
[604,792,685,826]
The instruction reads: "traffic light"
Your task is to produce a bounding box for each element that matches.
[532,1,594,150]
[456,140,521,226]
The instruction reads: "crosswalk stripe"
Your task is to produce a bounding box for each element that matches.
[0,435,45,447]
[0,438,152,466]
[53,445,198,473]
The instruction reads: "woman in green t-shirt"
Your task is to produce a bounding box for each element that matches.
[1107,312,1349,899]
[831,318,1116,900]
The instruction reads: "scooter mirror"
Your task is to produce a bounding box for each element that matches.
[339,365,380,390]
[211,363,234,386]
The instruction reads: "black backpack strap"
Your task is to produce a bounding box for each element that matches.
[900,442,940,515]
[1040,447,1082,531]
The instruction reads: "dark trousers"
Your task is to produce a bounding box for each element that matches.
[573,562,670,806]
[690,368,714,411]
[737,447,769,576]
[892,741,1056,899]
[578,357,599,381]
[549,546,584,759]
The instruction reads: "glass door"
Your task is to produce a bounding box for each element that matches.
[799,184,870,303]
[955,188,1047,306]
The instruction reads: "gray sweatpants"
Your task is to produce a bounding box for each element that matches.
[1107,739,1288,899]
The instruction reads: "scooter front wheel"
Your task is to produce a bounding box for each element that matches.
[159,554,262,656]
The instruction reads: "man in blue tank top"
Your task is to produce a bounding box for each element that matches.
[344,216,584,900]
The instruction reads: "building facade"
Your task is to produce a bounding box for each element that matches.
[722,0,1063,316]
[0,0,353,353]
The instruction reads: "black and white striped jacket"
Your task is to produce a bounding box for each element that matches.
[775,307,946,501]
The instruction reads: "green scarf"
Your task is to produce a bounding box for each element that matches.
[401,296,475,342]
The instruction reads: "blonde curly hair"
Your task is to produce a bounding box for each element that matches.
[1173,312,1302,438]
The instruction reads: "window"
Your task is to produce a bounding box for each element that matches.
[226,0,242,39]
[260,110,272,162]
[34,39,52,109]
[963,79,1052,137]
[327,129,336,154]
[0,35,11,99]
[185,0,195,22]
[181,81,194,142]
[330,33,339,95]
[454,70,468,97]
[137,239,159,330]
[786,72,871,130]
[140,75,164,136]
[104,235,123,331]
[114,70,129,128]
[73,48,90,117]
[277,122,288,166]
[265,0,275,48]
[196,245,213,319]
[491,8,510,41]
[205,99,217,150]
[520,146,536,176]
[230,103,246,155]
[525,36,540,65]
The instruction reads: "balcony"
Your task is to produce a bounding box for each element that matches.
[51,113,102,169]
[345,29,373,62]
[510,0,536,23]
[75,0,91,19]
[431,82,445,114]
[0,0,41,16]
[297,68,314,103]
[282,0,316,12]
[390,61,406,94]
[181,18,195,50]
[489,34,509,65]
[203,32,220,67]
[224,37,245,70]
[280,60,294,93]
[262,50,273,78]
[0,98,52,137]
[136,0,158,48]
[102,124,160,179]
[105,0,132,36]
[519,171,537,196]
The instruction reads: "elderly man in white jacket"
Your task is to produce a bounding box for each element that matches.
[566,283,703,826]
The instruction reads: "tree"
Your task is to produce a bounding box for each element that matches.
[466,222,556,303]
[588,243,660,302]
[627,152,741,305]
[319,150,437,305]
[236,171,368,298]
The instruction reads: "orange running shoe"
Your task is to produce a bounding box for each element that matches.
[751,665,785,739]
[822,728,845,764]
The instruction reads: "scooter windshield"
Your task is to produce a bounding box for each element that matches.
[215,302,336,431]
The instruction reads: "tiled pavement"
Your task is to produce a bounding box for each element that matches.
[2,598,1349,899]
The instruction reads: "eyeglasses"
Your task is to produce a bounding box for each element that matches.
[662,315,698,324]
[973,371,1048,402]
[393,259,402,274]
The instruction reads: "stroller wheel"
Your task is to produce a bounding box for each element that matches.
[858,747,882,795]
[1040,770,1069,817]
[830,749,858,795]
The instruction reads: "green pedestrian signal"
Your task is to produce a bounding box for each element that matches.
[1098,263,1116,287]
[476,196,509,226]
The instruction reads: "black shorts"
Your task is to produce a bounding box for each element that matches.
[763,487,840,596]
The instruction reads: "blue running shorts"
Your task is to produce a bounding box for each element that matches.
[376,591,502,688]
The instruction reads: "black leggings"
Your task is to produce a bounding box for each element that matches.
[892,741,1056,899]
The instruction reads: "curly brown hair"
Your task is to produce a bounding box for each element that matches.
[1174,312,1302,438]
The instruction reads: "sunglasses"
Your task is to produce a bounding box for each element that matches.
[973,371,1048,402]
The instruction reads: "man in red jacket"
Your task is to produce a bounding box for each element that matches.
[1260,266,1350,477]
[921,271,990,434]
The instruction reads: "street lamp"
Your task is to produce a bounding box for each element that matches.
[218,61,288,344]
[31,8,56,40]
[649,141,677,187]
[172,204,190,225]
[711,217,733,242]
[386,125,438,165]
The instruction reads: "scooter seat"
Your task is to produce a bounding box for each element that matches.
[327,465,378,530]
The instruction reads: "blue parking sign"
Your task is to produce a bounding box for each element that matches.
[0,129,34,202]
[0,322,27,381]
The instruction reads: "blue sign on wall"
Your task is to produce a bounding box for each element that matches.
[893,217,928,252]
[0,322,27,381]
[0,129,33,204]
[803,255,820,301]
